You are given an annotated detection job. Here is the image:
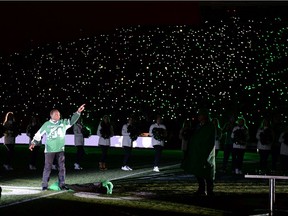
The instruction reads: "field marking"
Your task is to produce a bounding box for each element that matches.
[0,191,65,208]
[74,192,143,200]
[1,186,42,190]
[0,163,180,207]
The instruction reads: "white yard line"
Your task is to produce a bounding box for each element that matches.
[1,186,42,190]
[0,191,65,208]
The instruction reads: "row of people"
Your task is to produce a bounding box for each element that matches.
[2,110,288,175]
[1,105,168,191]
[2,110,288,176]
[0,111,168,173]
[2,105,288,193]
[179,113,288,175]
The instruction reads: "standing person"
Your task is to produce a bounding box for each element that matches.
[182,109,215,196]
[97,115,114,171]
[279,127,288,173]
[29,104,85,191]
[149,114,167,172]
[212,117,223,158]
[271,113,285,172]
[256,118,274,174]
[231,116,249,175]
[2,112,21,171]
[221,115,237,173]
[26,116,42,170]
[73,117,86,170]
[121,116,140,171]
[179,119,193,166]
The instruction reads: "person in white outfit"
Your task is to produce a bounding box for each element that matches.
[231,117,249,175]
[121,116,139,171]
[256,118,274,173]
[73,117,86,170]
[149,115,167,172]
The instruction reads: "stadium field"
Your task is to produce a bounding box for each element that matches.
[1,145,288,216]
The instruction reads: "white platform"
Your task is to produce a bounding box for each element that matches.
[0,133,153,148]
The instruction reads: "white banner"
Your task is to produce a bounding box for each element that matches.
[0,133,153,148]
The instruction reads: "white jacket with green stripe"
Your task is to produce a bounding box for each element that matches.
[31,112,81,153]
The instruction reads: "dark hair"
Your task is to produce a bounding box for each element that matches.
[50,109,59,116]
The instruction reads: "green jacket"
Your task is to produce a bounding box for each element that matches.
[31,112,80,153]
[183,121,216,179]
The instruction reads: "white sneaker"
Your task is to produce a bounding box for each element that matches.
[3,164,13,171]
[126,166,133,171]
[121,166,130,171]
[74,163,83,170]
[235,169,239,174]
[153,166,160,172]
[3,164,9,171]
[29,164,37,170]
[52,165,57,170]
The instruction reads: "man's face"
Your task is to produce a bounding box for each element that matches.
[51,111,60,121]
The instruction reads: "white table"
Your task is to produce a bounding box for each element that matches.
[245,174,288,215]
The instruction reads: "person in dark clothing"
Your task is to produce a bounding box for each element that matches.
[2,111,21,171]
[182,109,215,196]
[221,115,237,173]
[271,113,285,172]
[26,116,42,170]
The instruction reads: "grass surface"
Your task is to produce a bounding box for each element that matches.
[1,144,288,215]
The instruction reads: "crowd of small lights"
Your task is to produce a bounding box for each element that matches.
[0,15,287,135]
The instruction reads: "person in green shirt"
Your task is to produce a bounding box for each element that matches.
[29,104,85,190]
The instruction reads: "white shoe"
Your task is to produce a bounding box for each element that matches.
[29,165,37,170]
[52,165,57,170]
[153,166,160,172]
[126,166,133,171]
[3,164,13,171]
[3,164,9,171]
[121,166,130,171]
[235,169,239,174]
[74,163,83,170]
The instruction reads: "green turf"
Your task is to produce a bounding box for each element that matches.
[1,144,288,215]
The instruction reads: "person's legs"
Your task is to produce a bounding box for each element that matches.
[57,152,66,187]
[153,145,162,167]
[238,149,245,173]
[231,148,237,173]
[206,178,214,196]
[122,146,132,167]
[99,145,109,170]
[75,146,85,165]
[42,152,56,189]
[5,144,15,169]
[259,150,270,172]
[30,145,40,168]
[222,144,232,171]
[195,176,206,195]
[271,144,280,170]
